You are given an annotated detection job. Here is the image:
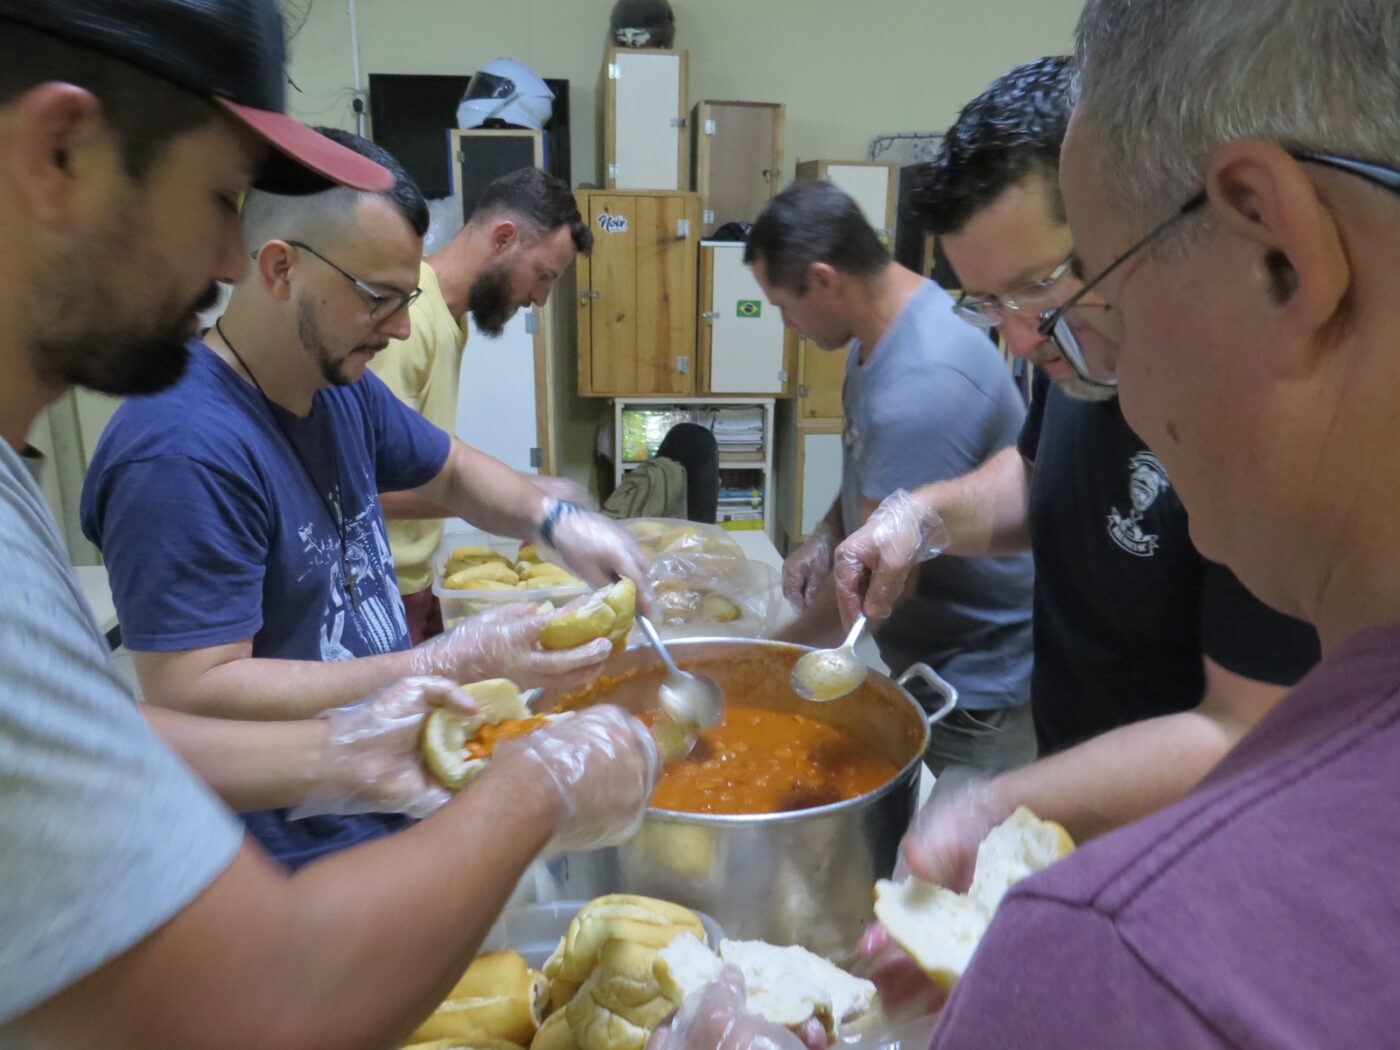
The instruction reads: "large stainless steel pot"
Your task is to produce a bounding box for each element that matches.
[536,638,955,964]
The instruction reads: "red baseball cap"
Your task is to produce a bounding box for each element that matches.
[0,0,392,194]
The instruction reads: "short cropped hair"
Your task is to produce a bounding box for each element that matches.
[744,180,889,294]
[914,56,1074,236]
[241,128,429,251]
[1075,0,1400,238]
[472,167,592,255]
[0,17,216,180]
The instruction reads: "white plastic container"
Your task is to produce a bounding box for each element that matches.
[481,899,724,969]
[433,528,587,628]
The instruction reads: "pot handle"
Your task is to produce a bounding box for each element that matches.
[896,663,959,726]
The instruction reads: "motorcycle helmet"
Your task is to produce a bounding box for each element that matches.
[456,58,554,131]
[609,0,676,48]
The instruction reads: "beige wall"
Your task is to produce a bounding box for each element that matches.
[285,0,1083,187]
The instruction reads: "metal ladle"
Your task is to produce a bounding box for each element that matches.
[634,612,724,759]
[790,613,869,702]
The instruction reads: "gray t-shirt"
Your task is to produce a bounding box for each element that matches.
[0,441,241,1037]
[841,280,1034,710]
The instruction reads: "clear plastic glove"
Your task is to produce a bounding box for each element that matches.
[900,777,1011,892]
[492,704,661,853]
[540,499,656,612]
[856,924,951,1020]
[291,676,475,820]
[408,601,612,691]
[645,967,811,1050]
[832,489,950,627]
[528,471,593,508]
[782,520,837,611]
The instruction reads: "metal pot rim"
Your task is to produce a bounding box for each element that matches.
[614,636,931,825]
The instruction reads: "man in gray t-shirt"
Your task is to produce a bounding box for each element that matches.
[748,180,1035,778]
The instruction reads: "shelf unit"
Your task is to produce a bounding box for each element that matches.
[613,397,776,536]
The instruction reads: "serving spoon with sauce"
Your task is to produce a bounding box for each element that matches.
[790,613,869,702]
[634,612,724,759]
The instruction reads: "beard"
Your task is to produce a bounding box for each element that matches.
[296,296,387,387]
[467,262,518,337]
[28,232,219,397]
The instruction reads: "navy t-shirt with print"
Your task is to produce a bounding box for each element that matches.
[82,342,452,868]
[1018,370,1320,754]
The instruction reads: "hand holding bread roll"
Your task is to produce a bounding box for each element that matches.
[290,675,476,820]
[645,967,807,1050]
[409,601,612,692]
[493,705,661,853]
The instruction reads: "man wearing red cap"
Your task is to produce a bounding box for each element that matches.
[0,3,659,1047]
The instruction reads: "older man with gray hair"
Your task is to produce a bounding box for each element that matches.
[925,0,1400,1045]
[649,1,1400,1047]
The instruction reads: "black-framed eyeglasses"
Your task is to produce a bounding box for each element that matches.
[1037,150,1400,387]
[280,239,422,321]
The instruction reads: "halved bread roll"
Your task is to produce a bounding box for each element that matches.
[873,806,1074,991]
[420,680,565,791]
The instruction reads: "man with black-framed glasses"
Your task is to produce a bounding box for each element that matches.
[81,128,655,870]
[831,55,1320,1017]
[920,0,1400,1044]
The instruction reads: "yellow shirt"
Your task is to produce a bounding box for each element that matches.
[369,261,468,594]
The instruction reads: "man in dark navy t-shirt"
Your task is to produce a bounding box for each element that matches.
[83,131,651,868]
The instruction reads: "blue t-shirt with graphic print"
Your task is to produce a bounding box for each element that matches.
[81,341,451,869]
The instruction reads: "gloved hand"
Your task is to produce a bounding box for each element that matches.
[645,966,811,1050]
[291,676,475,820]
[539,498,655,612]
[528,471,593,508]
[855,924,951,1020]
[899,777,1012,891]
[408,601,612,691]
[781,520,838,610]
[492,704,661,853]
[832,489,950,627]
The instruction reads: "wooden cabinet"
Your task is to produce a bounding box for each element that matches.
[691,100,783,236]
[576,189,701,397]
[794,333,848,421]
[775,417,845,550]
[699,242,794,397]
[604,47,688,190]
[794,159,899,244]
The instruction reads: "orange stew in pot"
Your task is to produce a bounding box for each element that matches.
[643,706,901,815]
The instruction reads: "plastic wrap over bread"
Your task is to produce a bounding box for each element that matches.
[621,519,783,641]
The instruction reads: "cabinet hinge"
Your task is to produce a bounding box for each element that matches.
[608,63,620,79]
[702,208,715,225]
[524,311,540,334]
[676,218,691,238]
[798,384,810,398]
[529,447,543,468]
[778,370,789,383]
[608,162,619,180]
[704,119,717,135]
[676,356,690,375]
[701,311,720,323]
[670,117,687,129]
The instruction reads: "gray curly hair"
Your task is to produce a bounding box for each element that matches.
[1074,0,1400,237]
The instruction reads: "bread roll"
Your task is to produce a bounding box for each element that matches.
[530,1009,576,1050]
[407,950,548,1045]
[873,806,1074,991]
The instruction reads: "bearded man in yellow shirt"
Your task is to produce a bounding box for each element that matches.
[372,167,592,642]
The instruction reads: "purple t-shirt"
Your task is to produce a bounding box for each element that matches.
[931,621,1400,1049]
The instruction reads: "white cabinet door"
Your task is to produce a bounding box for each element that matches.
[706,243,786,394]
[825,163,893,240]
[801,430,844,536]
[611,50,685,190]
[455,309,539,475]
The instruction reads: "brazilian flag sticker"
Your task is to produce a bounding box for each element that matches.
[737,300,762,318]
